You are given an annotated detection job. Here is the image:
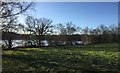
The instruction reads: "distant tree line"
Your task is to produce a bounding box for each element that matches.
[82,24,118,44]
[0,2,119,49]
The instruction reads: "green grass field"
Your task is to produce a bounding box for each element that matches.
[2,43,120,73]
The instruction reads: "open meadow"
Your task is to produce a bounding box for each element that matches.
[2,43,119,73]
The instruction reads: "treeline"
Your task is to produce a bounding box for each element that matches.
[0,2,119,49]
[82,24,118,44]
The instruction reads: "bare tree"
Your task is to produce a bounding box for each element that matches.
[82,27,90,44]
[98,24,109,43]
[0,2,33,49]
[0,2,33,31]
[57,22,80,35]
[57,23,67,35]
[25,16,54,47]
[0,2,33,18]
[57,22,80,45]
[34,18,53,35]
[66,22,77,35]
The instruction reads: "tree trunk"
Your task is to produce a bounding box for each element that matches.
[8,40,12,49]
[39,40,41,47]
